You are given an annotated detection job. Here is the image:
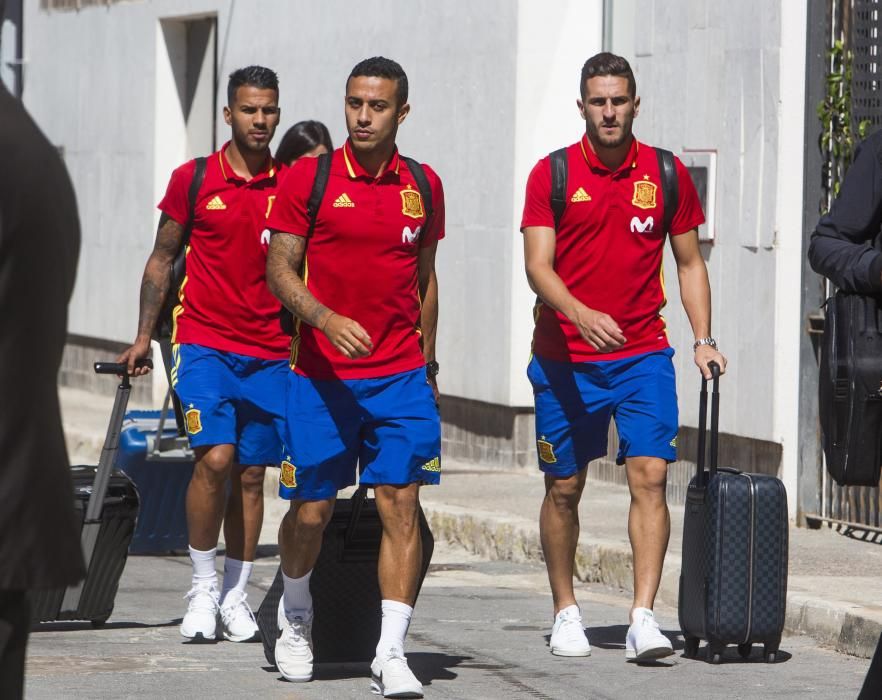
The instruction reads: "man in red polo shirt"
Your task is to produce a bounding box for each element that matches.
[521,53,727,661]
[266,57,443,697]
[118,66,288,643]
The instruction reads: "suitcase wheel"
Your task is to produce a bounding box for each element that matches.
[762,643,779,663]
[683,636,700,658]
[706,643,724,664]
[737,643,752,659]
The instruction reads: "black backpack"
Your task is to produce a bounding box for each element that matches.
[279,153,435,335]
[548,146,679,232]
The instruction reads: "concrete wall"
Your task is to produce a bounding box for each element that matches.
[23,0,603,411]
[608,0,807,514]
[24,1,808,492]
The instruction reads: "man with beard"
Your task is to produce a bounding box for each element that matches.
[520,52,726,661]
[118,66,288,643]
[266,56,443,697]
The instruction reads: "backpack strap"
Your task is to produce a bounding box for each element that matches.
[280,153,332,336]
[655,148,678,235]
[159,156,206,435]
[306,152,332,236]
[401,156,435,232]
[182,157,207,250]
[549,147,568,230]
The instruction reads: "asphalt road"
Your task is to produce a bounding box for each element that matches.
[25,542,869,699]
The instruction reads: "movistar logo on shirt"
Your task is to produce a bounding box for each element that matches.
[205,195,226,210]
[630,215,655,234]
[333,193,355,208]
[570,187,591,203]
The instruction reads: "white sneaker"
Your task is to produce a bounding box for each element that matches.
[370,648,423,698]
[549,605,591,657]
[219,589,258,642]
[275,599,314,682]
[625,607,674,661]
[180,585,219,641]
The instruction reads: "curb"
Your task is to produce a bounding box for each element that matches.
[424,503,881,660]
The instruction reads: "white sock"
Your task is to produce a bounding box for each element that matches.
[557,604,581,620]
[282,570,313,621]
[189,546,217,590]
[376,599,413,657]
[221,558,253,604]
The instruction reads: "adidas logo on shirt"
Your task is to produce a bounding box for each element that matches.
[205,196,226,210]
[570,187,591,203]
[333,193,355,208]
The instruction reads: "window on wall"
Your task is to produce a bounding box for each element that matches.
[852,0,882,132]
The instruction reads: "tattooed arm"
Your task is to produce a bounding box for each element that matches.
[267,232,373,359]
[117,213,184,375]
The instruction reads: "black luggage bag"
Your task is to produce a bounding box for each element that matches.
[678,362,789,663]
[819,291,882,486]
[257,487,434,665]
[29,361,146,626]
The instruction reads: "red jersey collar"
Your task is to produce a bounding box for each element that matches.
[342,139,401,179]
[580,133,639,175]
[217,141,277,183]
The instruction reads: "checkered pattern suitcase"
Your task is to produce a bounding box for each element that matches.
[678,362,789,663]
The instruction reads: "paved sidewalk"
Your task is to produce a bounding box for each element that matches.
[62,386,882,660]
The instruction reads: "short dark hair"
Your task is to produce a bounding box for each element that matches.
[347,56,408,107]
[580,52,636,99]
[227,65,279,106]
[275,120,334,165]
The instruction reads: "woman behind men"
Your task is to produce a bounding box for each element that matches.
[275,120,333,165]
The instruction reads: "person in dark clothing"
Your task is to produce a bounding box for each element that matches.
[808,129,882,699]
[808,129,882,291]
[0,27,86,700]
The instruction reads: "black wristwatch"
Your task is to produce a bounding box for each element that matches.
[426,360,440,378]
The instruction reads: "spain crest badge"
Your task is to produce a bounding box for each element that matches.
[185,408,202,435]
[400,185,425,219]
[280,460,297,489]
[537,439,557,464]
[632,178,658,210]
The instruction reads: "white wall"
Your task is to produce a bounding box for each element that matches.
[24,0,803,465]
[613,0,788,444]
[610,0,806,514]
[510,0,604,406]
[23,0,523,406]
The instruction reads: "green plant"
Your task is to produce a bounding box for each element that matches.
[818,40,872,212]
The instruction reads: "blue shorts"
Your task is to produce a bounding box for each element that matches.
[527,348,678,477]
[171,343,287,465]
[279,367,441,500]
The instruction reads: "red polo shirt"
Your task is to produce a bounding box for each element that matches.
[521,135,704,363]
[267,140,445,379]
[157,142,289,360]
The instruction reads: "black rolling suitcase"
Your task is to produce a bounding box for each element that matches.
[678,362,789,663]
[818,291,882,486]
[29,361,147,626]
[257,487,434,664]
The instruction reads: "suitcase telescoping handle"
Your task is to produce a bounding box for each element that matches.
[696,361,721,487]
[61,359,151,614]
[86,360,150,523]
[344,485,370,550]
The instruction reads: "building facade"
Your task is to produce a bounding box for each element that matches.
[13,0,860,521]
